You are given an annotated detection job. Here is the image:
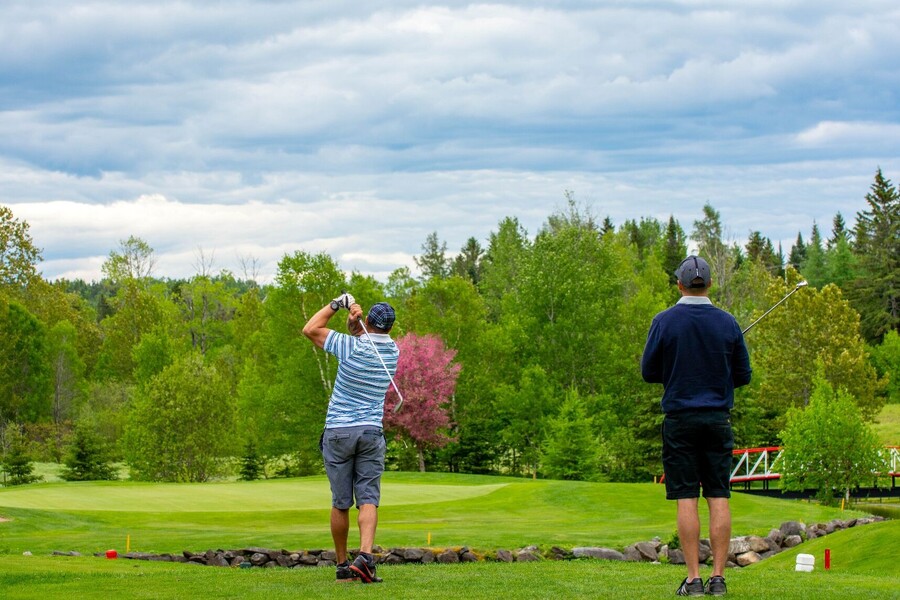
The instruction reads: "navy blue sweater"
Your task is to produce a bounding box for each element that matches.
[641,299,752,414]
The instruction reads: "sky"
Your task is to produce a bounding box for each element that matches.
[2,1,899,284]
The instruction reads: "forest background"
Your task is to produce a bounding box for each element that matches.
[1,168,898,485]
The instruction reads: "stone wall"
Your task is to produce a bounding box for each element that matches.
[86,516,884,569]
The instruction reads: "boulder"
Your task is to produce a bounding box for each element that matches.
[728,537,752,555]
[572,547,625,561]
[783,535,802,548]
[495,550,514,563]
[780,521,806,538]
[767,528,784,547]
[515,550,541,562]
[437,549,459,564]
[401,548,425,562]
[668,548,685,565]
[736,551,761,567]
[747,536,770,554]
[460,550,479,563]
[634,541,659,562]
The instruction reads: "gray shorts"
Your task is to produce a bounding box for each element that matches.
[320,425,386,510]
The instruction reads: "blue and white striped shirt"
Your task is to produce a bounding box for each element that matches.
[323,330,400,429]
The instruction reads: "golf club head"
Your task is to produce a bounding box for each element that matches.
[796,281,808,288]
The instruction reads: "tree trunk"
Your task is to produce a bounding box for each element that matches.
[417,445,426,472]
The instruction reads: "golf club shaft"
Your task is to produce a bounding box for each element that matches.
[357,317,404,413]
[742,281,808,334]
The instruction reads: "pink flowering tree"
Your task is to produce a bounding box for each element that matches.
[384,333,461,472]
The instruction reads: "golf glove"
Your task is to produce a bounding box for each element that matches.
[330,292,355,311]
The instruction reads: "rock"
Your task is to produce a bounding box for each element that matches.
[668,548,685,565]
[783,535,802,548]
[780,521,806,538]
[320,550,337,562]
[52,551,81,557]
[495,550,514,562]
[402,548,425,562]
[437,549,459,564]
[231,555,245,566]
[572,547,625,561]
[697,543,711,564]
[622,545,643,562]
[249,552,269,566]
[209,555,230,567]
[383,553,404,565]
[550,546,571,560]
[736,552,761,567]
[634,541,659,562]
[728,538,751,555]
[515,550,540,562]
[748,536,770,554]
[421,550,435,564]
[767,528,784,547]
[460,551,479,562]
[298,552,318,566]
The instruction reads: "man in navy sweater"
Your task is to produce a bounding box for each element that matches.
[641,256,752,597]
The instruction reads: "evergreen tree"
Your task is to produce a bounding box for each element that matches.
[61,425,117,481]
[540,390,603,481]
[850,169,900,342]
[800,222,827,288]
[828,212,850,249]
[788,232,806,271]
[1,425,41,486]
[238,439,265,481]
[413,231,450,280]
[660,216,687,285]
[450,237,484,285]
[600,216,615,236]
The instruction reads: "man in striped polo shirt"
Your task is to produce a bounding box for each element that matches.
[302,293,399,583]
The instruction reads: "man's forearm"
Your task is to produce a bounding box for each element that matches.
[302,303,337,348]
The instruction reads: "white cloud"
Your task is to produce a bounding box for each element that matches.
[1,1,899,284]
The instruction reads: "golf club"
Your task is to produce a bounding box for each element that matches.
[353,304,405,413]
[742,281,808,334]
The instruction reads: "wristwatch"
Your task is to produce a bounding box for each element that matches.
[330,300,340,311]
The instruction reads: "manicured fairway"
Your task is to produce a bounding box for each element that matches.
[1,473,896,599]
[0,472,872,556]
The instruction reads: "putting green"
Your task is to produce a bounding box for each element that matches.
[0,475,508,513]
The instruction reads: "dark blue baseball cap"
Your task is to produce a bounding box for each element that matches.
[367,302,396,330]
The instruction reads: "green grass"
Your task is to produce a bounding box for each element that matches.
[0,473,869,555]
[0,473,896,599]
[873,403,900,446]
[1,525,898,600]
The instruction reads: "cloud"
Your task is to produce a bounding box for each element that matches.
[1,1,899,284]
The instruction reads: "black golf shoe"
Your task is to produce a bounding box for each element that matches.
[705,575,727,596]
[349,553,382,583]
[675,577,704,596]
[335,560,357,582]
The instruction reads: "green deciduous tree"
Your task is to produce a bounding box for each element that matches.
[0,298,51,423]
[748,271,886,440]
[0,205,42,295]
[780,372,884,505]
[869,330,900,404]
[124,353,235,482]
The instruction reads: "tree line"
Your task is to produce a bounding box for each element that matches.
[1,170,898,487]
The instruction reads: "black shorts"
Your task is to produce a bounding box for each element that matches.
[662,410,733,500]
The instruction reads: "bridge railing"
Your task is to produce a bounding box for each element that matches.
[730,446,783,483]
